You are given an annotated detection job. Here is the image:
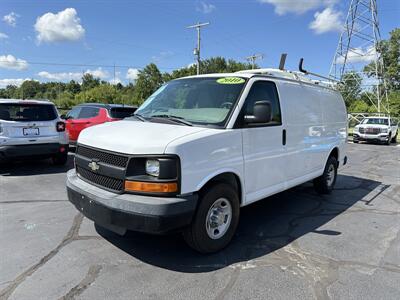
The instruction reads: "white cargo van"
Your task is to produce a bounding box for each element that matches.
[67,69,347,253]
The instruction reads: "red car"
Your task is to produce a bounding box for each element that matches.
[63,103,137,145]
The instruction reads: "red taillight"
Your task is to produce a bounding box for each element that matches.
[56,121,65,132]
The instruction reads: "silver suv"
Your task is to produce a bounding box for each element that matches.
[0,99,69,164]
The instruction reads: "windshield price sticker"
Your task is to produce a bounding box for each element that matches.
[217,77,245,84]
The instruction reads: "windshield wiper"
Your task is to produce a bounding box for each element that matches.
[151,114,193,126]
[131,113,147,122]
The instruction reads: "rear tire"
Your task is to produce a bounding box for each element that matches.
[314,156,338,194]
[52,151,68,165]
[183,183,240,253]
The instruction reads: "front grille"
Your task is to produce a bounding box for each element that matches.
[76,166,124,192]
[361,128,380,134]
[76,145,128,168]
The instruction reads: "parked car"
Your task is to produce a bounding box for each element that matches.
[63,103,137,145]
[66,70,347,253]
[0,99,69,165]
[353,116,398,145]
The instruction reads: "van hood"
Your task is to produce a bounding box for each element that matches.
[77,120,209,154]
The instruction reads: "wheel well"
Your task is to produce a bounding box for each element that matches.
[329,147,339,164]
[200,172,242,204]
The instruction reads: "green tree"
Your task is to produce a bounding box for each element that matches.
[364,28,400,91]
[81,73,100,91]
[338,71,362,107]
[19,80,42,99]
[75,84,118,104]
[134,63,163,102]
[66,80,81,94]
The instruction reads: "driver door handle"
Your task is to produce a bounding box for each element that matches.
[282,129,286,146]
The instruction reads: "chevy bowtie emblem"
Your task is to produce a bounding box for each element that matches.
[88,160,100,172]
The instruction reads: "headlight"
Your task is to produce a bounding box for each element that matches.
[146,159,160,177]
[381,128,388,133]
[353,127,359,132]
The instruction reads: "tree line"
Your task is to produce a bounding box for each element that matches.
[0,57,254,109]
[0,28,399,117]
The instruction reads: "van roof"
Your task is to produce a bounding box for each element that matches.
[179,68,338,90]
[0,98,54,105]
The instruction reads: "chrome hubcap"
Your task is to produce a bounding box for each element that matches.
[206,198,232,239]
[326,164,335,186]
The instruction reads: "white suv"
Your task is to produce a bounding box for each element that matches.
[66,71,347,253]
[0,99,69,164]
[353,117,398,145]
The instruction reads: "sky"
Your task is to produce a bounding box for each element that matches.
[0,0,399,87]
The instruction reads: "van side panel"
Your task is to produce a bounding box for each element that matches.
[277,81,326,181]
[319,88,347,166]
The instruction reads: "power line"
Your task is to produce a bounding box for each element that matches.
[0,59,182,70]
[187,22,210,75]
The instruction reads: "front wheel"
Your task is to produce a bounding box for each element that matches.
[183,183,240,253]
[391,131,397,143]
[313,156,338,194]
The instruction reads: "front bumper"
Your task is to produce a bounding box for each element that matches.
[0,143,68,159]
[66,169,198,234]
[353,133,389,142]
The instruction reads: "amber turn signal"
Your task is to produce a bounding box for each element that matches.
[124,180,178,193]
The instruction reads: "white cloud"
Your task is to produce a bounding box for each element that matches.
[34,8,85,43]
[86,68,108,79]
[0,54,28,70]
[37,71,82,81]
[197,2,216,14]
[0,32,9,39]
[3,12,19,27]
[0,78,30,88]
[336,46,377,64]
[126,68,139,81]
[309,7,342,34]
[37,67,109,82]
[258,0,337,15]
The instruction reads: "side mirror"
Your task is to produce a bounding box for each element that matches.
[244,101,272,124]
[60,114,67,119]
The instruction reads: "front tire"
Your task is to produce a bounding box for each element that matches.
[184,183,240,253]
[314,156,338,194]
[391,131,397,143]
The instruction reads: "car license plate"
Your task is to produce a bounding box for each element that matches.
[23,128,40,136]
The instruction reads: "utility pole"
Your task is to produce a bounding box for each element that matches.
[187,22,210,75]
[246,54,263,69]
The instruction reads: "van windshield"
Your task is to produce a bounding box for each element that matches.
[134,77,246,127]
[362,118,388,125]
[0,103,57,121]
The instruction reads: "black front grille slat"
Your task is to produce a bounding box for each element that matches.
[77,166,123,192]
[76,146,128,168]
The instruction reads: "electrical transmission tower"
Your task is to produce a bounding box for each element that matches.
[329,0,389,114]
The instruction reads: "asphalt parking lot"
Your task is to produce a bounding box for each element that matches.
[1,143,399,300]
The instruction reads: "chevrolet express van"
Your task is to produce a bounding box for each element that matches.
[67,69,347,253]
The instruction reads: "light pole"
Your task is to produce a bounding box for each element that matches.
[187,22,210,75]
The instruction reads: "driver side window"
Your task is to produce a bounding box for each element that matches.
[243,81,282,125]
